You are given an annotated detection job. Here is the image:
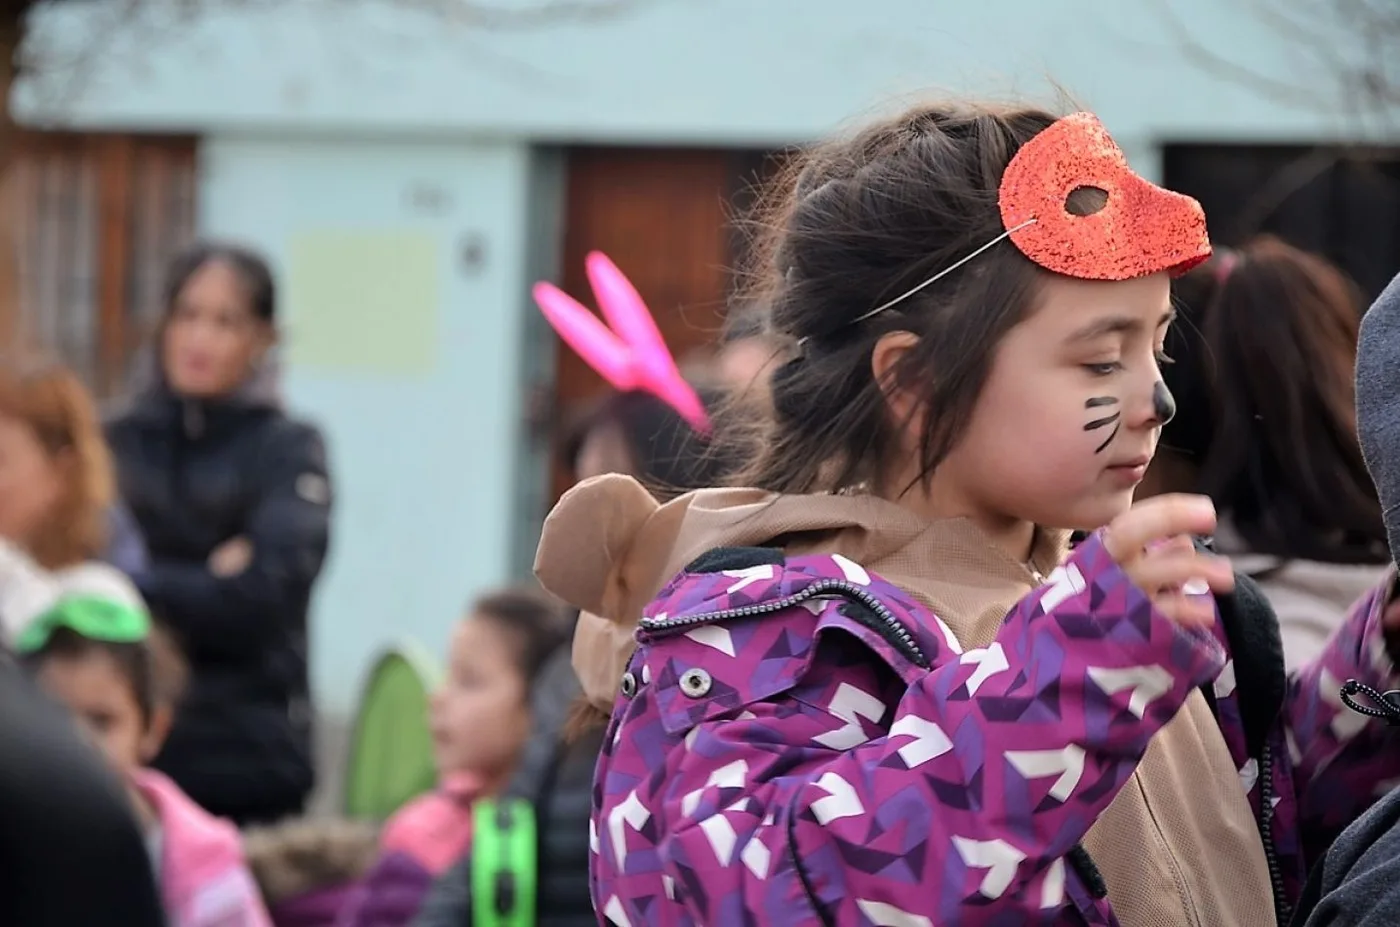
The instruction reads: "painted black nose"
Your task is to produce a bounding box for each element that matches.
[1153,380,1177,425]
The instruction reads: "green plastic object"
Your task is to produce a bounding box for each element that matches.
[343,642,441,820]
[472,798,538,927]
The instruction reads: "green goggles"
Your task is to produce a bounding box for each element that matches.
[15,595,152,655]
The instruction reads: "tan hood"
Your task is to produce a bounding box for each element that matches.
[534,472,1068,711]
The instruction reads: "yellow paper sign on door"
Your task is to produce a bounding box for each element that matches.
[286,230,440,375]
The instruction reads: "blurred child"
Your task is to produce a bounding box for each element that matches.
[18,593,272,927]
[714,302,778,405]
[336,587,573,927]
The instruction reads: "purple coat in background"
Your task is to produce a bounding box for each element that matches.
[591,533,1400,925]
[268,884,360,927]
[334,852,435,927]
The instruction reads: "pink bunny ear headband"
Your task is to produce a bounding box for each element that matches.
[533,252,711,434]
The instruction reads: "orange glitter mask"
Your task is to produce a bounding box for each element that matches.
[999,112,1211,280]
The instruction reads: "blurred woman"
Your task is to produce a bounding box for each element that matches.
[106,242,333,825]
[1142,236,1390,668]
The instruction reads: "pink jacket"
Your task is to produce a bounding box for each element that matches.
[378,773,481,874]
[334,774,482,927]
[134,768,273,927]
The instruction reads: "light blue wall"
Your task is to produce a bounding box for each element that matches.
[197,137,543,711]
[14,0,1393,716]
[16,0,1390,145]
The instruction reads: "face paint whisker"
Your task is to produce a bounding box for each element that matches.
[1084,411,1121,432]
[1094,421,1121,454]
[1085,396,1119,409]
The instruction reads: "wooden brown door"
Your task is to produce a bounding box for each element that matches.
[2,132,198,396]
[549,147,769,502]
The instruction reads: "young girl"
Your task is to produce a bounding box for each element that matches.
[336,587,573,926]
[534,104,1400,925]
[19,592,272,927]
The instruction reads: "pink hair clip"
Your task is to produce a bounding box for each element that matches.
[1213,251,1240,284]
[532,252,711,434]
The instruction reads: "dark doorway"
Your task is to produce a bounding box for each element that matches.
[1163,143,1400,300]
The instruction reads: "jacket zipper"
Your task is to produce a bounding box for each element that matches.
[1259,742,1289,926]
[638,579,929,669]
[182,398,205,439]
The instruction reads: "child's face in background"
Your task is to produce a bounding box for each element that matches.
[430,614,532,783]
[898,271,1175,533]
[36,649,167,781]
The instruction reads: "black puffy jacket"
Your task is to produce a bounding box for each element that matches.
[106,369,332,824]
[414,647,599,926]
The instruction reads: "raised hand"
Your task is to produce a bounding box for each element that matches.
[1102,493,1234,627]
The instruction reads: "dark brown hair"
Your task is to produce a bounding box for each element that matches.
[24,620,189,724]
[471,587,575,690]
[1160,236,1386,563]
[723,102,1078,493]
[0,356,115,568]
[164,241,277,323]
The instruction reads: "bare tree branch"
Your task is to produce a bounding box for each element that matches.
[129,0,646,29]
[15,0,653,125]
[1150,0,1400,129]
[342,0,648,28]
[1151,0,1344,112]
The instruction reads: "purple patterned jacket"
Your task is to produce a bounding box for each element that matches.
[591,532,1400,925]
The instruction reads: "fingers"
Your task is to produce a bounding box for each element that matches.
[1103,494,1218,562]
[1154,590,1219,627]
[1129,549,1235,597]
[1147,534,1196,557]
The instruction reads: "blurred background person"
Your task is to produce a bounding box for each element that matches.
[106,242,334,826]
[712,302,778,408]
[563,384,733,496]
[20,591,274,926]
[338,587,573,927]
[0,648,167,926]
[1141,236,1390,669]
[0,356,145,575]
[416,382,734,927]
